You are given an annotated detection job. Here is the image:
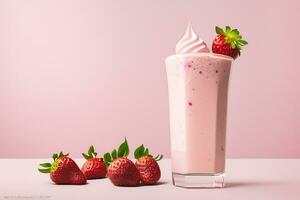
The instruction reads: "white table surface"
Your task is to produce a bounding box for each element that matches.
[0,159,299,200]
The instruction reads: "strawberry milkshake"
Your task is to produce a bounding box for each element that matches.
[166,24,247,188]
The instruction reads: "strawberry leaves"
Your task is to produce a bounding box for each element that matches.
[38,151,69,173]
[38,168,51,173]
[225,26,231,32]
[134,145,149,159]
[82,145,98,160]
[117,138,129,157]
[103,153,112,167]
[238,40,248,45]
[40,163,52,168]
[216,26,224,34]
[52,154,57,160]
[111,149,117,160]
[52,152,69,161]
[103,138,130,167]
[134,145,163,161]
[153,154,163,161]
[38,162,52,173]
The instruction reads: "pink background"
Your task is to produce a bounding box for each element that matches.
[0,0,299,158]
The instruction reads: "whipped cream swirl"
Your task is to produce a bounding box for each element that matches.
[175,24,209,54]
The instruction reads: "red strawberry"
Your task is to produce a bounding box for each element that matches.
[104,138,140,186]
[38,152,87,185]
[134,145,162,185]
[108,157,140,186]
[81,145,107,179]
[212,26,248,59]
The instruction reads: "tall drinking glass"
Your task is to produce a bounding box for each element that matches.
[165,52,232,188]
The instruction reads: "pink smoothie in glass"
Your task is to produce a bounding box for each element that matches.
[165,24,233,187]
[166,53,232,174]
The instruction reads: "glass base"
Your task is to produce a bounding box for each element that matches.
[172,172,225,188]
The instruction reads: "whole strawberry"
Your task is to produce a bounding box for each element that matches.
[38,152,87,185]
[81,145,107,179]
[134,145,162,185]
[212,26,248,59]
[104,138,140,187]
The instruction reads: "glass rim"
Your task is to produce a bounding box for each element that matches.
[165,52,234,62]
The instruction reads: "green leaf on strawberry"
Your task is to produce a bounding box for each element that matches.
[38,168,51,173]
[215,26,224,34]
[134,145,146,159]
[58,152,64,158]
[82,145,98,160]
[103,152,112,167]
[153,154,163,161]
[239,40,248,45]
[225,26,231,32]
[82,153,90,160]
[52,153,58,161]
[103,138,130,167]
[38,151,69,173]
[117,138,129,157]
[39,163,52,168]
[111,149,117,160]
[88,145,95,155]
[134,145,163,161]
